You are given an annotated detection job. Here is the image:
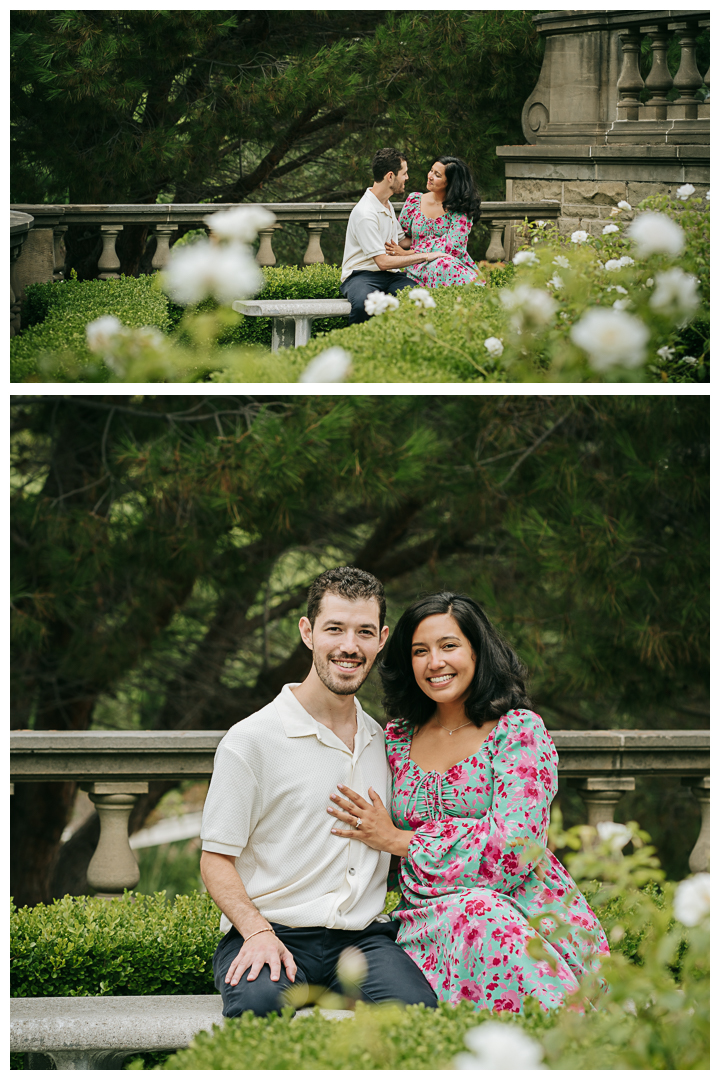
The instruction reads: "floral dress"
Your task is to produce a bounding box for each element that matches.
[398,191,481,288]
[386,709,609,1013]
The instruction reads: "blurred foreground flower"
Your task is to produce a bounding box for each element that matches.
[512,250,539,266]
[649,267,699,324]
[596,821,633,852]
[552,255,570,269]
[335,946,368,994]
[163,239,263,305]
[204,205,276,243]
[603,224,620,234]
[408,287,436,309]
[454,1022,546,1070]
[364,290,400,316]
[627,212,685,258]
[499,284,556,329]
[673,873,710,927]
[86,315,125,354]
[298,347,352,383]
[570,308,649,372]
[484,336,504,358]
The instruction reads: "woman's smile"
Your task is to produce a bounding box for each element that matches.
[411,612,476,703]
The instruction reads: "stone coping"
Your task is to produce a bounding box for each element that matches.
[10,211,34,236]
[234,299,351,317]
[497,143,710,161]
[532,10,709,33]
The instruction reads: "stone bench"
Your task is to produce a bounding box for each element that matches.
[11,994,353,1070]
[232,298,351,351]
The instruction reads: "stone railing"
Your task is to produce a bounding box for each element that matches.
[10,212,33,337]
[10,729,710,896]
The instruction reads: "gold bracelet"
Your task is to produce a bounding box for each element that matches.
[243,927,276,943]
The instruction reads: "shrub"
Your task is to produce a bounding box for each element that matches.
[10,891,222,998]
[10,276,171,382]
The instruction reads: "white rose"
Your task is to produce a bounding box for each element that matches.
[512,250,539,266]
[613,298,630,311]
[408,287,436,309]
[570,230,588,243]
[163,238,263,305]
[364,290,399,316]
[606,285,628,294]
[649,267,700,324]
[603,224,620,234]
[298,347,352,383]
[596,821,633,852]
[552,255,570,269]
[604,259,622,271]
[656,346,675,361]
[499,284,557,328]
[617,200,632,211]
[204,205,276,243]
[673,874,710,927]
[86,315,125,353]
[618,256,635,267]
[676,184,696,201]
[546,273,564,290]
[627,212,685,258]
[455,1022,546,1071]
[570,308,649,371]
[682,356,699,366]
[484,337,504,358]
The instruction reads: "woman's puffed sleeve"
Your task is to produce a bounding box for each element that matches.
[399,712,558,901]
[443,213,472,258]
[398,193,417,240]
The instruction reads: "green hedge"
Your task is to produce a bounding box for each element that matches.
[10,276,172,383]
[10,892,222,998]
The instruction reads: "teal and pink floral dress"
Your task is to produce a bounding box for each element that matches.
[386,709,609,1013]
[399,191,481,287]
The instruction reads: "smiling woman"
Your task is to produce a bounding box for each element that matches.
[329,592,610,1016]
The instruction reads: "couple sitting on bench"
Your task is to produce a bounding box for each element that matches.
[339,147,483,324]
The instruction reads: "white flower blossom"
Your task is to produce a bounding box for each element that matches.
[546,272,564,291]
[86,315,125,353]
[705,191,710,201]
[163,238,263,305]
[606,285,628,295]
[512,250,539,266]
[617,200,632,211]
[604,259,622,271]
[335,945,368,988]
[646,278,654,287]
[656,346,676,361]
[618,256,635,267]
[613,298,630,311]
[455,1022,546,1071]
[204,205,276,243]
[570,308,649,371]
[499,284,557,329]
[676,183,696,201]
[673,874,710,926]
[484,337,504,358]
[364,290,400,316]
[298,346,352,383]
[407,287,436,309]
[596,821,634,851]
[570,230,588,243]
[649,267,699,324]
[627,212,685,258]
[603,224,620,235]
[682,356,699,366]
[553,255,570,269]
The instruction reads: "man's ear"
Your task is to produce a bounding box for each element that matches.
[298,616,314,650]
[377,625,390,652]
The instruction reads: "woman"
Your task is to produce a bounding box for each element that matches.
[328,592,609,1013]
[387,157,482,288]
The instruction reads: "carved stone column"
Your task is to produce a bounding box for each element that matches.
[668,21,704,119]
[569,776,636,828]
[81,781,149,896]
[97,225,123,280]
[616,31,645,120]
[256,225,282,267]
[151,225,179,271]
[684,776,709,873]
[52,225,68,282]
[641,28,674,120]
[303,222,329,265]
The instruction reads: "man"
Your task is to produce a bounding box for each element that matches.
[200,566,437,1017]
[340,147,442,324]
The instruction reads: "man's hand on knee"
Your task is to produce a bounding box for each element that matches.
[226,932,297,986]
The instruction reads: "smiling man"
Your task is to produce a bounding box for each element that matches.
[200,566,437,1018]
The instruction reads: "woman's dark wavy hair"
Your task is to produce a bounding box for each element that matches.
[433,156,481,219]
[379,592,531,732]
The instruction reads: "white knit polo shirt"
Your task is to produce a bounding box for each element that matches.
[201,683,392,934]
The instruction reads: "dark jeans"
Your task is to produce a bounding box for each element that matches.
[213,920,437,1018]
[340,270,415,324]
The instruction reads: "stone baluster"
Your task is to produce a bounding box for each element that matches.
[616,31,645,120]
[151,225,179,271]
[256,224,282,267]
[303,222,329,265]
[80,781,149,896]
[485,220,507,263]
[667,21,704,120]
[10,240,24,338]
[641,27,674,120]
[97,225,123,280]
[52,225,68,282]
[569,776,636,828]
[683,776,709,874]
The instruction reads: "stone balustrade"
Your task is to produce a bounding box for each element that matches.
[10,728,710,896]
[10,211,34,337]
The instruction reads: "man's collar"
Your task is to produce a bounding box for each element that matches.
[275,683,377,741]
[366,188,393,216]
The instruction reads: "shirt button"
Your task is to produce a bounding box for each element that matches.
[348,867,356,875]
